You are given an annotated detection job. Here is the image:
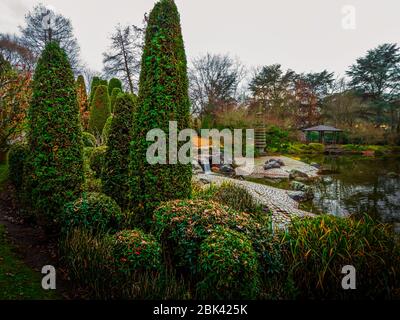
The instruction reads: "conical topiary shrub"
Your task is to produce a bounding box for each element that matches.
[103,93,136,209]
[24,41,84,228]
[108,78,123,96]
[76,75,89,129]
[110,87,122,113]
[88,85,111,137]
[130,0,192,224]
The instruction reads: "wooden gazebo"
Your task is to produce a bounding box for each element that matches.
[302,125,342,144]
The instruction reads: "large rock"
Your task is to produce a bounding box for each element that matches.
[220,164,235,175]
[289,169,310,181]
[290,181,314,200]
[287,191,311,202]
[264,158,284,170]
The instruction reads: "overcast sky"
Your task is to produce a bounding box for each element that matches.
[1,0,399,77]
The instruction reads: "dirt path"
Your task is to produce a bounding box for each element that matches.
[0,182,85,299]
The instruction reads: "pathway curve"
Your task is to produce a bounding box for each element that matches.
[195,173,316,229]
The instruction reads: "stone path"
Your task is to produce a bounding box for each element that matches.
[195,173,316,229]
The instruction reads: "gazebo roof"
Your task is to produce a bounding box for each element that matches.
[303,125,342,132]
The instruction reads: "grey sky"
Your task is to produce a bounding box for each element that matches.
[1,0,399,77]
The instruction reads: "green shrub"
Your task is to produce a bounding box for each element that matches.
[308,143,325,153]
[112,229,161,273]
[278,214,400,299]
[76,75,89,129]
[108,78,123,96]
[8,143,28,191]
[89,85,111,137]
[110,88,122,113]
[62,192,123,235]
[130,0,192,223]
[153,199,263,275]
[24,42,84,227]
[197,227,260,299]
[265,126,291,153]
[103,94,136,209]
[89,146,107,178]
[101,115,113,145]
[213,182,260,213]
[82,132,97,147]
[89,77,108,105]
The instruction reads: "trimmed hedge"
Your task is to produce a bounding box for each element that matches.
[110,88,122,113]
[112,229,161,273]
[108,78,123,96]
[197,227,260,299]
[82,132,97,148]
[89,146,107,178]
[214,182,260,213]
[89,85,111,136]
[8,143,28,192]
[130,0,192,223]
[76,75,89,129]
[103,94,136,209]
[152,199,263,275]
[101,115,113,145]
[24,41,84,227]
[62,192,123,235]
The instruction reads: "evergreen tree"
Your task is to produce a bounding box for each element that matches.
[103,93,136,209]
[130,0,192,223]
[24,41,84,227]
[89,85,111,136]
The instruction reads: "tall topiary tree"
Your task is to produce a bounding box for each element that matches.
[103,93,136,209]
[130,0,192,223]
[108,78,123,96]
[110,87,122,113]
[89,85,111,136]
[24,41,84,228]
[76,75,89,129]
[89,77,108,104]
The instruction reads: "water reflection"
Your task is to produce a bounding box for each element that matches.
[301,156,400,223]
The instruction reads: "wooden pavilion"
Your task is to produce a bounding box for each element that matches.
[302,125,343,144]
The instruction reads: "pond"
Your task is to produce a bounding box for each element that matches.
[250,155,400,223]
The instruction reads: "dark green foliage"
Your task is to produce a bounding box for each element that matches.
[152,199,262,275]
[82,132,96,147]
[89,146,107,178]
[89,77,108,104]
[108,78,123,96]
[112,229,161,273]
[110,88,122,113]
[89,85,111,136]
[197,227,260,299]
[0,53,11,74]
[7,143,28,191]
[62,192,123,235]
[101,115,113,145]
[277,215,400,299]
[24,42,84,226]
[130,0,192,221]
[103,94,136,209]
[213,182,260,213]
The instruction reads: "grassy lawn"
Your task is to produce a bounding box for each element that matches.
[0,161,57,300]
[0,224,57,300]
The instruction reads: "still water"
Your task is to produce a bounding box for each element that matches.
[300,155,400,223]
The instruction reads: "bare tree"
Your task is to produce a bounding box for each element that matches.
[189,53,246,117]
[19,4,82,73]
[103,23,145,94]
[80,64,101,93]
[0,34,35,71]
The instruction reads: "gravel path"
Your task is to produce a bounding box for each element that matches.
[195,173,315,229]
